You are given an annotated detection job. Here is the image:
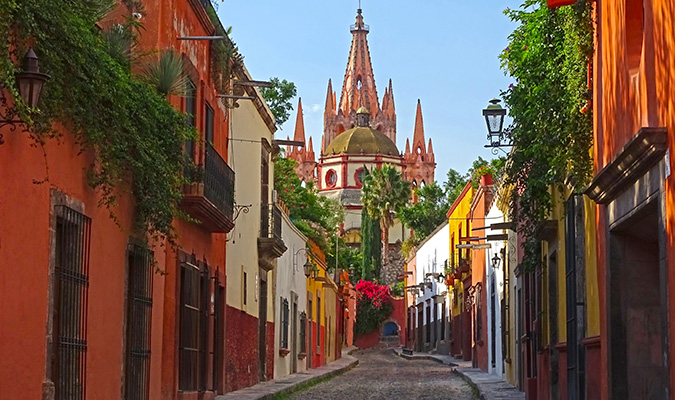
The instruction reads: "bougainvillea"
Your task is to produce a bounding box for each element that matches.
[354,280,393,335]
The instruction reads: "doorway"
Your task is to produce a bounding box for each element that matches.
[291,298,298,373]
[609,200,666,399]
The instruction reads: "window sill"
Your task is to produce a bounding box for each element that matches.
[298,352,307,360]
[279,348,290,357]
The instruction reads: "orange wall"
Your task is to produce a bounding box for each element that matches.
[594,1,675,398]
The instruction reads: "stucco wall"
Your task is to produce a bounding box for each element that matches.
[274,213,308,379]
[485,200,505,377]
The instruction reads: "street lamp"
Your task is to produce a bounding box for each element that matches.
[491,253,501,270]
[1,48,51,144]
[293,248,314,278]
[482,98,510,153]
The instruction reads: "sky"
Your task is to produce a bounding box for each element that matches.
[216,0,522,184]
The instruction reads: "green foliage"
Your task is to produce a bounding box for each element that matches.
[327,235,362,274]
[360,205,382,282]
[142,49,190,97]
[444,168,468,206]
[3,0,197,240]
[399,182,449,240]
[274,156,344,255]
[362,165,410,261]
[204,6,241,93]
[390,281,405,298]
[500,0,593,271]
[260,77,298,127]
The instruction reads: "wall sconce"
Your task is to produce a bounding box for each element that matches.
[1,48,50,144]
[293,247,313,278]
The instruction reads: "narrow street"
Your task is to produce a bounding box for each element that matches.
[288,349,477,400]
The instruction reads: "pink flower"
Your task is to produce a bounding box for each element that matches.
[523,45,528,50]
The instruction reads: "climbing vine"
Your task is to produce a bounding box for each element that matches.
[2,0,198,240]
[500,0,593,271]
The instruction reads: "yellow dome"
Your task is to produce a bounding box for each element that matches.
[356,106,370,114]
[324,126,399,156]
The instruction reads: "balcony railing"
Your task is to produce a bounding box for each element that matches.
[258,203,287,270]
[180,143,235,233]
[260,203,282,241]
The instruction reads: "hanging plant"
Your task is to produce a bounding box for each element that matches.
[500,0,593,271]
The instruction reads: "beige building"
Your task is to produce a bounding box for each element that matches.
[225,66,286,387]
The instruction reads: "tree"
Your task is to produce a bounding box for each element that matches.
[260,77,297,127]
[398,182,449,240]
[360,205,382,282]
[361,165,410,262]
[444,168,467,206]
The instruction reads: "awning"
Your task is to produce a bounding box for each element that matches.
[547,0,577,8]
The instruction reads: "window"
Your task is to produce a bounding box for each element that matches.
[213,273,224,392]
[299,312,307,353]
[53,206,91,400]
[243,270,247,306]
[325,169,337,188]
[178,253,210,391]
[185,80,197,162]
[125,243,154,400]
[204,102,214,145]
[280,297,290,349]
[316,295,321,351]
[425,302,431,343]
[355,168,365,187]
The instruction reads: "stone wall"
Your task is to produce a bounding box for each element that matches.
[381,241,405,286]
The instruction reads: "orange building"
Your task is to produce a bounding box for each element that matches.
[587,0,675,399]
[0,1,274,399]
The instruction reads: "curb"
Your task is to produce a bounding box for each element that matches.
[453,369,484,400]
[215,354,359,400]
[261,356,359,400]
[391,348,458,367]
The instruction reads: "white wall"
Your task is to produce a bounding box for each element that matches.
[274,213,309,378]
[485,198,505,377]
[414,223,450,327]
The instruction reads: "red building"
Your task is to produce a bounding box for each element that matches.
[589,0,675,398]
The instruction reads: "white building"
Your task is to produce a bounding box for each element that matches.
[485,195,506,377]
[274,209,309,378]
[412,222,451,353]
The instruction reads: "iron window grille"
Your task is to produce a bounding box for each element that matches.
[185,79,197,162]
[299,312,307,353]
[53,206,91,400]
[316,297,321,351]
[178,253,211,392]
[281,297,290,349]
[125,243,154,400]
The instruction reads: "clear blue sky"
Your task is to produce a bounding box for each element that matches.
[217,0,521,183]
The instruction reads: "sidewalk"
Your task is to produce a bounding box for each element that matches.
[215,347,358,400]
[393,348,525,400]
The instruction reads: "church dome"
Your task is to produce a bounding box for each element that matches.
[324,126,399,156]
[324,107,399,156]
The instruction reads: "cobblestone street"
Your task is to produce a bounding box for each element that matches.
[288,349,477,400]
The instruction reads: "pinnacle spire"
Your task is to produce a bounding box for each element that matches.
[412,99,426,153]
[339,8,379,116]
[325,79,335,115]
[405,138,411,155]
[293,98,306,144]
[308,136,315,157]
[427,138,434,161]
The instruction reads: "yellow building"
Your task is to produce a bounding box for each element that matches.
[446,182,473,359]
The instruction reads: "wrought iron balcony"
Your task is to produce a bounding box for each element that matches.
[180,142,235,233]
[258,203,287,271]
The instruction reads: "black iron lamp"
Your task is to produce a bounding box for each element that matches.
[293,247,313,278]
[491,253,501,270]
[16,48,50,108]
[1,48,50,144]
[482,98,510,153]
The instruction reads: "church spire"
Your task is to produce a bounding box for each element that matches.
[325,79,335,116]
[293,98,306,144]
[412,99,426,153]
[338,8,380,117]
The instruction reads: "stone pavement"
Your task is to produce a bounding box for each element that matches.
[393,348,526,400]
[214,347,358,400]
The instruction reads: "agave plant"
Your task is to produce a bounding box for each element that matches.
[143,50,190,97]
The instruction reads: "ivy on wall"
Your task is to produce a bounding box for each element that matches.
[500,0,593,271]
[1,0,198,240]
